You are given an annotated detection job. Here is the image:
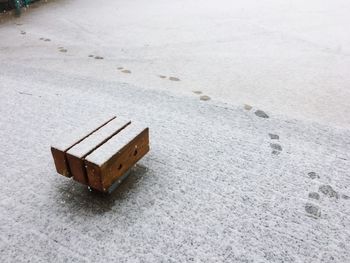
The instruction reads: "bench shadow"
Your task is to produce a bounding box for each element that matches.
[55,164,148,214]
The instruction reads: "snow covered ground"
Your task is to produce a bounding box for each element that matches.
[0,0,349,262]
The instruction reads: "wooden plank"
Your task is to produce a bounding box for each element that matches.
[65,118,131,185]
[85,123,149,192]
[51,116,116,177]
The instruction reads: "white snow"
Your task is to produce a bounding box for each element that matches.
[67,117,130,158]
[85,123,147,166]
[0,0,350,262]
[1,0,350,128]
[51,115,115,151]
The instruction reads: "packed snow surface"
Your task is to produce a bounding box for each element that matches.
[0,0,350,262]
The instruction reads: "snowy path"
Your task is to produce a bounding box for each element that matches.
[0,0,350,262]
[1,63,350,262]
[1,0,350,128]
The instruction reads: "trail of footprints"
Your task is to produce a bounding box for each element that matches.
[304,172,349,219]
[39,37,51,42]
[18,26,205,101]
[243,104,269,119]
[114,69,212,102]
[16,24,350,221]
[18,26,106,58]
[268,133,282,155]
[243,103,349,220]
[89,54,104,60]
[159,75,180,82]
[244,105,281,154]
[157,74,212,101]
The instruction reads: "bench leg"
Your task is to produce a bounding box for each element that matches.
[107,167,132,194]
[87,166,133,194]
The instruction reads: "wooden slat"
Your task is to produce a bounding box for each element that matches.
[85,123,149,192]
[50,116,116,177]
[66,118,131,185]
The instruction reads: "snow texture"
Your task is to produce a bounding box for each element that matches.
[86,124,146,166]
[67,117,130,158]
[1,0,350,262]
[0,64,349,262]
[51,116,115,151]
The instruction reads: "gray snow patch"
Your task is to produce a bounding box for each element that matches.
[342,194,349,200]
[307,172,320,179]
[268,133,279,140]
[305,203,321,218]
[255,110,269,118]
[270,143,282,151]
[319,185,339,199]
[200,95,211,101]
[169,76,180,81]
[272,150,280,155]
[244,104,252,111]
[308,192,320,200]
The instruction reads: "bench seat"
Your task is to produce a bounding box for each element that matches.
[51,116,149,193]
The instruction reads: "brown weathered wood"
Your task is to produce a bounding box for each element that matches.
[85,124,149,192]
[51,147,70,177]
[51,116,116,177]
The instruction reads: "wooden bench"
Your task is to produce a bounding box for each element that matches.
[51,116,149,193]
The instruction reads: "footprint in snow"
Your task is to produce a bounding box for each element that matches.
[200,95,211,101]
[304,173,348,219]
[255,110,269,118]
[117,67,131,73]
[319,185,339,199]
[268,133,282,155]
[305,203,321,218]
[94,56,104,60]
[270,143,282,155]
[20,30,26,35]
[58,47,67,53]
[268,133,279,140]
[244,104,252,111]
[308,172,320,179]
[158,75,180,81]
[342,194,349,200]
[192,90,209,101]
[169,76,180,81]
[308,192,320,200]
